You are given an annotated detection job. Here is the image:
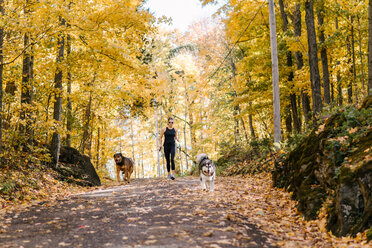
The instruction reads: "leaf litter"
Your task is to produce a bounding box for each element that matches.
[0,175,369,247]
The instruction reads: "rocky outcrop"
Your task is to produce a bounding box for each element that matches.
[55,146,101,187]
[327,131,372,236]
[272,96,372,237]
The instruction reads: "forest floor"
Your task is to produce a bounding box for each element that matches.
[0,175,369,248]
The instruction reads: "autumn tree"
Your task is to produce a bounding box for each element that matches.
[0,0,3,154]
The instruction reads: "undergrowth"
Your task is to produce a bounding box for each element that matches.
[0,149,94,210]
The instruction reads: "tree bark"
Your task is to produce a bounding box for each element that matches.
[248,114,256,140]
[268,0,281,143]
[237,107,249,143]
[230,58,240,144]
[317,2,331,104]
[87,113,94,158]
[96,127,100,168]
[51,17,65,168]
[369,0,372,95]
[66,34,72,147]
[0,0,4,154]
[130,117,135,178]
[351,16,358,102]
[305,0,323,115]
[347,35,353,103]
[357,15,366,96]
[290,93,300,132]
[80,80,93,154]
[278,0,301,133]
[285,107,292,138]
[335,7,343,105]
[294,3,311,123]
[20,32,34,144]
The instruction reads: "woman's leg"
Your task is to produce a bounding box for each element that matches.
[164,144,171,174]
[170,144,176,173]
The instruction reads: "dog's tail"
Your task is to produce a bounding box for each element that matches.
[196,153,208,164]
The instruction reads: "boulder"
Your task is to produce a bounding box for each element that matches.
[272,96,372,236]
[56,146,101,187]
[327,131,372,236]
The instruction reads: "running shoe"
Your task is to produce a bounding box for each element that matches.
[167,174,171,180]
[170,174,175,180]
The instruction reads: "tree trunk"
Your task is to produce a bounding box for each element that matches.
[338,77,343,106]
[183,81,189,170]
[0,0,4,154]
[130,117,135,178]
[278,0,301,134]
[96,127,100,168]
[141,152,144,178]
[294,3,311,123]
[20,32,34,144]
[297,95,302,128]
[248,114,256,140]
[318,3,331,104]
[80,85,93,154]
[285,107,292,138]
[335,8,343,105]
[154,98,161,178]
[230,58,240,144]
[233,106,239,144]
[305,0,323,115]
[351,16,358,102]
[189,111,195,150]
[87,113,94,158]
[369,0,372,96]
[66,34,72,147]
[330,55,335,102]
[290,93,300,132]
[357,15,366,96]
[347,35,353,103]
[51,18,65,168]
[237,107,249,143]
[268,0,281,144]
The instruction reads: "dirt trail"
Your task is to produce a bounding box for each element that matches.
[0,177,274,248]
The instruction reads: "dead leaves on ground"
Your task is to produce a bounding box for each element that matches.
[0,175,369,247]
[212,174,369,247]
[0,166,92,211]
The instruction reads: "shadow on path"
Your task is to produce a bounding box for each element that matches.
[0,177,275,247]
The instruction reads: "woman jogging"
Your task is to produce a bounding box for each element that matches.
[159,116,179,180]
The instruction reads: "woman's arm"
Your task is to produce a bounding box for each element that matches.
[159,128,166,146]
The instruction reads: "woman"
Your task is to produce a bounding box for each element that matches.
[159,116,179,180]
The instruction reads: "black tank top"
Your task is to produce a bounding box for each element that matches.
[164,127,176,145]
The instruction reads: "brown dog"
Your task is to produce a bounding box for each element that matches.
[113,153,134,184]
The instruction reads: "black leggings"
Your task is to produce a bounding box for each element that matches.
[164,143,175,172]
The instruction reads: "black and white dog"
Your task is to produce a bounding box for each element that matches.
[196,153,216,192]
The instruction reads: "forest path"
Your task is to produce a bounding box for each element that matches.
[0,177,274,248]
[1,175,361,247]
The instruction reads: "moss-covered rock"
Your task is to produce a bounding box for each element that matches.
[55,146,101,187]
[272,96,372,237]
